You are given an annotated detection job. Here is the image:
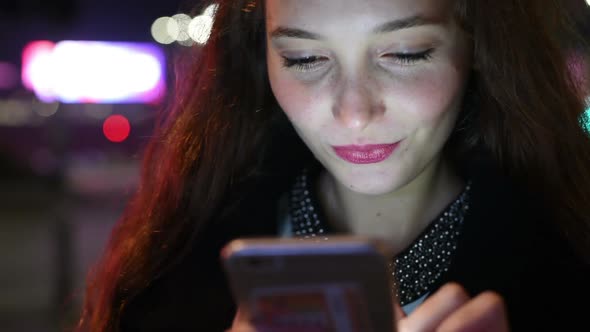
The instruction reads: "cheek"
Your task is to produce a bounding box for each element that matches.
[384,66,466,126]
[268,62,328,126]
[271,80,312,120]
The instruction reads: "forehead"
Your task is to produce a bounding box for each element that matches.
[265,0,455,30]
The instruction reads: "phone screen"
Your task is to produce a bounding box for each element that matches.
[250,283,372,332]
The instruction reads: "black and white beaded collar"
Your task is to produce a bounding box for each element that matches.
[288,167,472,306]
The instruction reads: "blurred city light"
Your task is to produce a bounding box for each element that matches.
[32,99,60,117]
[583,97,590,133]
[151,4,218,46]
[151,17,177,45]
[0,62,19,90]
[188,15,214,45]
[172,14,192,43]
[103,114,131,143]
[22,41,56,94]
[0,99,33,126]
[22,41,166,104]
[203,3,219,17]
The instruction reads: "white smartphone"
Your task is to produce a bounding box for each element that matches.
[221,236,396,332]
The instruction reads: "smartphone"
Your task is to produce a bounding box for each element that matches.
[221,236,396,332]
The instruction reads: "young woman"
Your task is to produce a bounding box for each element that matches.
[78,0,590,331]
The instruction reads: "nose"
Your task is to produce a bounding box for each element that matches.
[332,79,384,130]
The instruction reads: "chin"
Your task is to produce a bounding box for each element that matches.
[332,167,410,196]
[348,179,405,196]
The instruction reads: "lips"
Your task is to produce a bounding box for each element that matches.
[332,142,400,164]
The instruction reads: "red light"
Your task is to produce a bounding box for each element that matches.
[103,115,131,143]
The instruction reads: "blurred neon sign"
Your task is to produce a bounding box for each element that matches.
[22,41,166,104]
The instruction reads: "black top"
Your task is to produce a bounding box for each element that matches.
[284,165,473,308]
[121,157,590,331]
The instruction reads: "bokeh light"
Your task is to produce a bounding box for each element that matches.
[172,14,192,43]
[21,41,57,100]
[32,99,60,117]
[203,3,219,17]
[0,99,33,126]
[177,37,196,47]
[103,115,131,143]
[188,15,214,45]
[583,97,590,133]
[22,41,166,104]
[151,5,218,46]
[151,17,177,45]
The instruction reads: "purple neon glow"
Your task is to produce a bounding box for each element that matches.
[22,41,166,104]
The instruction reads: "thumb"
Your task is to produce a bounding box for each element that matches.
[394,302,406,321]
[229,308,257,332]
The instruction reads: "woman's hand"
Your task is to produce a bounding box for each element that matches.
[228,282,509,332]
[226,308,256,332]
[397,282,509,332]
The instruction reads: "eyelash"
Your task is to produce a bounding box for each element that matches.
[281,55,328,72]
[384,49,435,65]
[281,49,435,72]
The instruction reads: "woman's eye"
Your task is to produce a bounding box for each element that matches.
[382,49,434,66]
[281,55,329,72]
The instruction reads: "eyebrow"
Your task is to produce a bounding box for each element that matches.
[270,15,438,40]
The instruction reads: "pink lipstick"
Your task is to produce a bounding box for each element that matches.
[332,142,400,164]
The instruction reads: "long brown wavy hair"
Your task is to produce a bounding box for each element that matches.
[78,0,590,330]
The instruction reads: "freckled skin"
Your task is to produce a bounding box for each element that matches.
[266,0,471,196]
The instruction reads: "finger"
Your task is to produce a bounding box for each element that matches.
[230,308,257,332]
[225,323,257,332]
[232,308,246,327]
[228,319,257,332]
[437,291,509,332]
[398,282,470,332]
[394,302,407,321]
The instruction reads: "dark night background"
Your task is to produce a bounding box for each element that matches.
[0,1,589,331]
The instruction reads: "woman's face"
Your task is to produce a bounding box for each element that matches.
[266,0,471,195]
